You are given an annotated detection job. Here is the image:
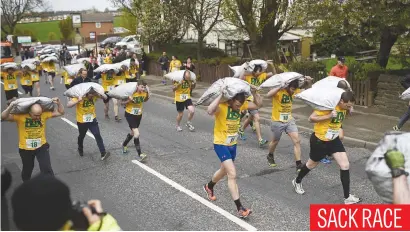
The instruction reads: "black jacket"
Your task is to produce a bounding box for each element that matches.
[87,63,99,79]
[69,76,92,88]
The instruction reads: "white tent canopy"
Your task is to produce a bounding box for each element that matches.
[279,32,301,41]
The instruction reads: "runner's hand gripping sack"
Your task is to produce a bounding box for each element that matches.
[195,77,251,106]
[164,70,196,83]
[64,82,107,99]
[63,63,86,77]
[295,87,345,110]
[366,132,410,203]
[313,76,352,91]
[107,82,140,100]
[249,59,268,71]
[10,97,55,114]
[400,87,410,100]
[259,72,304,89]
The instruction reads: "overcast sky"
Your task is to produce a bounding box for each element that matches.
[50,0,116,11]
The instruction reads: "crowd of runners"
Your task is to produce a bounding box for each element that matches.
[4,53,409,222]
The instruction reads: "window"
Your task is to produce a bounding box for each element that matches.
[96,22,101,28]
[1,46,12,58]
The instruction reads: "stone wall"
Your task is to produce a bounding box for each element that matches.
[374,74,409,113]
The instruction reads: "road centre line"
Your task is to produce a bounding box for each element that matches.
[0,81,24,95]
[60,116,258,231]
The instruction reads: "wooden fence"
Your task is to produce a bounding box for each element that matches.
[147,61,373,106]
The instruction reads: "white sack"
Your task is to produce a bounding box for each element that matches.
[10,97,55,114]
[63,63,86,77]
[42,49,53,54]
[40,53,57,60]
[229,62,252,78]
[366,132,410,203]
[295,87,345,110]
[21,63,36,71]
[1,62,19,70]
[120,59,139,68]
[249,59,268,70]
[93,64,120,74]
[313,76,352,91]
[400,87,410,100]
[164,70,196,83]
[107,82,139,100]
[22,58,40,65]
[64,82,107,99]
[76,58,90,64]
[259,72,304,89]
[195,77,251,106]
[42,56,58,63]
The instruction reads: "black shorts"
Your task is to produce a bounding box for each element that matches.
[103,91,111,103]
[126,78,137,83]
[22,85,33,94]
[65,84,71,90]
[309,133,346,162]
[32,80,39,84]
[125,112,142,129]
[5,89,18,100]
[176,99,193,112]
[48,72,55,78]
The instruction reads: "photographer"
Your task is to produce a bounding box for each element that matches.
[11,174,121,231]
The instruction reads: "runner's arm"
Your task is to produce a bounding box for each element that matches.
[1,102,16,121]
[266,72,274,78]
[172,82,181,91]
[250,86,263,108]
[308,111,333,123]
[266,87,281,98]
[51,98,65,117]
[207,94,223,115]
[67,97,82,108]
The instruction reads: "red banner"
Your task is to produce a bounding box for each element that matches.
[310,204,410,231]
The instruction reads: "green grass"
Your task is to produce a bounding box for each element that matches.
[16,21,61,42]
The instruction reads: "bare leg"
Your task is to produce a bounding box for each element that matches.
[287,132,302,162]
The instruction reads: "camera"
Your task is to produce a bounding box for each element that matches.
[70,201,97,230]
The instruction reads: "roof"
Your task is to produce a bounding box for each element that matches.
[279,33,301,41]
[81,13,113,23]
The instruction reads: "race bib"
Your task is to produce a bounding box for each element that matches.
[8,84,16,89]
[280,113,290,122]
[325,129,339,140]
[83,114,94,123]
[25,80,31,85]
[67,79,73,84]
[107,85,114,91]
[26,138,41,149]
[131,108,140,115]
[117,80,125,85]
[180,94,188,101]
[31,74,37,79]
[225,134,238,145]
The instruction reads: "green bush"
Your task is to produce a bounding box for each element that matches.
[287,61,327,80]
[155,43,226,61]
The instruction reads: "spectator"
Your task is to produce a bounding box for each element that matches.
[329,56,349,79]
[384,149,410,204]
[393,74,410,131]
[11,174,121,231]
[158,52,169,84]
[141,49,148,77]
[87,57,99,80]
[20,47,25,61]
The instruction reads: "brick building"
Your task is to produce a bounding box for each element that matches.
[79,13,114,38]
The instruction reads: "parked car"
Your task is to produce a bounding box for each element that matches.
[99,36,122,48]
[115,35,142,54]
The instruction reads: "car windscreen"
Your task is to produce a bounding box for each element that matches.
[1,46,12,58]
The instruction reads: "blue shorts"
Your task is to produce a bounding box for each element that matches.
[214,144,237,162]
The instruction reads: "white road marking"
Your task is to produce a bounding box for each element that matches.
[60,116,258,231]
[0,81,24,95]
[61,117,95,139]
[131,160,258,231]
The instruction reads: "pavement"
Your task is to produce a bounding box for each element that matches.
[1,71,385,231]
[142,75,410,150]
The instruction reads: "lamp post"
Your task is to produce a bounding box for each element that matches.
[74,28,82,56]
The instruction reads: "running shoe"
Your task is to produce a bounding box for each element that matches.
[237,207,252,218]
[50,86,55,90]
[101,152,111,161]
[259,139,268,147]
[238,129,246,140]
[122,146,128,154]
[176,126,182,132]
[135,153,147,162]
[267,154,277,167]
[186,122,195,131]
[320,157,331,164]
[344,194,361,204]
[203,184,216,201]
[115,116,122,122]
[292,178,305,195]
[393,125,400,131]
[105,115,110,120]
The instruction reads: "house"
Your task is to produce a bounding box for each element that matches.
[79,13,114,38]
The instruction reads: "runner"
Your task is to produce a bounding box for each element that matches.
[62,71,74,90]
[126,58,138,82]
[266,77,312,171]
[169,55,182,73]
[292,91,361,204]
[121,80,149,162]
[239,65,272,147]
[104,54,113,64]
[95,69,120,121]
[67,92,111,161]
[204,85,262,218]
[1,97,65,181]
[46,60,57,90]
[31,64,41,96]
[1,67,19,104]
[19,66,34,96]
[173,70,195,132]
